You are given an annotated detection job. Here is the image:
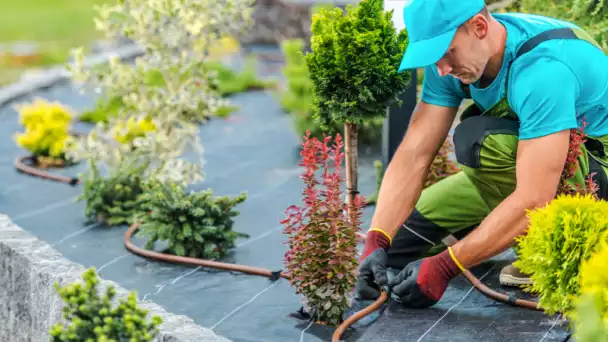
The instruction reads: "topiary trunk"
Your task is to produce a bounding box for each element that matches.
[344,122,359,220]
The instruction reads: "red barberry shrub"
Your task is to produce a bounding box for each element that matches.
[282,131,365,326]
[425,137,460,188]
[558,120,600,197]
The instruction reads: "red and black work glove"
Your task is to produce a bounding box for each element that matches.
[387,248,463,308]
[355,228,391,300]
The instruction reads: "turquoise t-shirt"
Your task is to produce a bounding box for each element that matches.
[421,12,608,140]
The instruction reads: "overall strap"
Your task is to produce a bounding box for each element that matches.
[515,27,602,58]
[460,27,602,99]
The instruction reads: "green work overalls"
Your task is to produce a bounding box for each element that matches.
[386,27,608,269]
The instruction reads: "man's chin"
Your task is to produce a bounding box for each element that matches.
[456,76,479,85]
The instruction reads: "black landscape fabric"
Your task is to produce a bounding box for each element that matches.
[0,55,570,342]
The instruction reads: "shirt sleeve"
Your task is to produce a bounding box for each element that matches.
[508,57,580,140]
[420,65,464,108]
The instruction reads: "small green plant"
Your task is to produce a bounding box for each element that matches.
[135,181,248,259]
[574,292,608,342]
[306,0,410,128]
[78,159,149,226]
[282,132,364,326]
[206,55,276,96]
[277,38,314,114]
[572,238,608,341]
[50,267,162,342]
[513,194,608,317]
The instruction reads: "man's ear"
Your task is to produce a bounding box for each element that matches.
[466,14,489,39]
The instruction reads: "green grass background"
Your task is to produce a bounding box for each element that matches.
[0,0,109,84]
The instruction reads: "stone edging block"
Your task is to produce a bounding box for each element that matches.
[0,213,232,342]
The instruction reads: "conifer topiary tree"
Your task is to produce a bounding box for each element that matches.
[305,0,411,217]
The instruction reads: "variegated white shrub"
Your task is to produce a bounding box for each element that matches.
[66,0,255,186]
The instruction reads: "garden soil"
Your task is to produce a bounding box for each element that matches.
[0,51,570,341]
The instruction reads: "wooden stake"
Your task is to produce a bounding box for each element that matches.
[344,122,358,221]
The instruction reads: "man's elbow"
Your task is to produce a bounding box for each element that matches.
[513,185,557,210]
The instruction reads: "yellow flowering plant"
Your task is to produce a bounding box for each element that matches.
[13,98,75,167]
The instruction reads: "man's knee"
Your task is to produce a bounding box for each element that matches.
[386,208,446,269]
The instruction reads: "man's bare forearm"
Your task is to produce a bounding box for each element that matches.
[450,130,570,269]
[449,190,538,268]
[369,101,458,239]
[370,151,429,238]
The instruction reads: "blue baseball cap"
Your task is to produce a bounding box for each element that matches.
[398,0,486,72]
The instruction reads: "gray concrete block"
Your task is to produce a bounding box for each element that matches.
[0,213,232,342]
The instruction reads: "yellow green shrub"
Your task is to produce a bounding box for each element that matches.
[573,238,608,341]
[514,193,608,317]
[110,116,156,145]
[14,98,73,160]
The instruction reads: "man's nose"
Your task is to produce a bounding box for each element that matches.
[436,60,452,77]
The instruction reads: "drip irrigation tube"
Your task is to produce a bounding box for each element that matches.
[124,223,545,342]
[14,156,80,185]
[9,164,543,341]
[14,132,85,185]
[441,235,543,312]
[27,165,544,339]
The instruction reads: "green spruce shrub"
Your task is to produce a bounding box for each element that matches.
[78,159,149,226]
[134,181,248,259]
[513,194,608,317]
[49,267,162,342]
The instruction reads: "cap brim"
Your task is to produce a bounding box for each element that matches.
[398,27,457,72]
